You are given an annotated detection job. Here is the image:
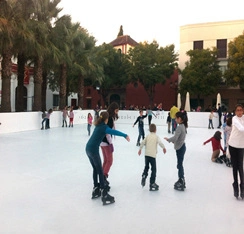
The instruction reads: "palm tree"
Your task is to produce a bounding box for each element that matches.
[51,15,75,110]
[0,0,22,112]
[30,0,61,111]
[15,0,35,112]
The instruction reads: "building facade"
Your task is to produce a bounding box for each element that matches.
[179,19,244,111]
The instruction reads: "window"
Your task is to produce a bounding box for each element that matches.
[217,39,227,58]
[53,94,59,107]
[193,41,203,50]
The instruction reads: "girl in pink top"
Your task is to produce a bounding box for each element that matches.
[69,107,74,127]
[87,113,93,136]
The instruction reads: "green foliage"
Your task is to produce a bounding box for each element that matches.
[180,48,222,99]
[225,33,244,90]
[127,41,178,103]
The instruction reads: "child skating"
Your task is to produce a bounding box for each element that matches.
[133,109,147,146]
[164,111,188,191]
[203,131,225,163]
[85,111,130,205]
[87,113,93,136]
[138,124,166,191]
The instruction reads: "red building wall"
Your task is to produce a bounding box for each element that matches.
[84,70,179,110]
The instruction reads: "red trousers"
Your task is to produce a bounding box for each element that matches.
[101,145,114,177]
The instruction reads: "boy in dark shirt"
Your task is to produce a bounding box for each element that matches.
[133,110,147,146]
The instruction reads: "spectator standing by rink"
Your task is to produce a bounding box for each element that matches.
[133,109,147,146]
[228,104,244,199]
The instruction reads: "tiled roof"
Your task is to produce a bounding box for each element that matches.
[109,35,138,47]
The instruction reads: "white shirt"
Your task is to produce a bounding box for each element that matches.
[228,115,244,148]
[139,132,165,158]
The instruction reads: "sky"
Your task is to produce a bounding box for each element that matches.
[58,0,244,52]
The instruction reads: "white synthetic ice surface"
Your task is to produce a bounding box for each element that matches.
[0,123,244,234]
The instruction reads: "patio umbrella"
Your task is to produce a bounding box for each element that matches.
[216,93,221,109]
[184,92,190,112]
[177,93,181,109]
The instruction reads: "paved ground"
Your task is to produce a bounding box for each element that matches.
[0,123,243,234]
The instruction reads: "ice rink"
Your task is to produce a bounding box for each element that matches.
[0,122,244,234]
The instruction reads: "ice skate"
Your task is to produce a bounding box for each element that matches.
[104,176,110,192]
[219,154,227,163]
[232,182,239,199]
[141,175,146,187]
[225,158,232,167]
[101,188,115,205]
[240,184,244,200]
[174,178,185,191]
[136,142,140,146]
[91,184,101,199]
[149,183,159,191]
[215,157,223,164]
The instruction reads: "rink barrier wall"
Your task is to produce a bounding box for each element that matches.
[0,110,221,134]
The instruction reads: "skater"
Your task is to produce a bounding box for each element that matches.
[208,110,216,129]
[221,117,232,167]
[100,102,120,191]
[138,123,166,191]
[45,109,53,129]
[164,111,188,191]
[85,111,130,205]
[41,110,47,130]
[87,113,93,136]
[228,104,244,199]
[69,107,74,127]
[62,106,68,127]
[166,112,171,133]
[146,106,156,126]
[170,104,179,134]
[133,109,147,146]
[203,131,226,163]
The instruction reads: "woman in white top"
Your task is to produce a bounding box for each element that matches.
[228,104,244,199]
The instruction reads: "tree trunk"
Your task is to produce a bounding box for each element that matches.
[33,57,43,111]
[77,75,84,109]
[59,63,67,110]
[41,71,47,111]
[16,53,25,112]
[0,48,12,112]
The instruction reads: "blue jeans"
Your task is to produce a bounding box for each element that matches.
[86,149,105,189]
[142,156,156,184]
[87,124,91,136]
[176,143,186,179]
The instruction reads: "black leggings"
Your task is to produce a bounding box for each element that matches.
[229,146,244,185]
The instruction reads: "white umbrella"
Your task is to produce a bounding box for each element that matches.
[216,93,221,110]
[177,93,181,109]
[184,92,190,112]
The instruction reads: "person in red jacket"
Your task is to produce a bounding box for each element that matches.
[203,131,226,163]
